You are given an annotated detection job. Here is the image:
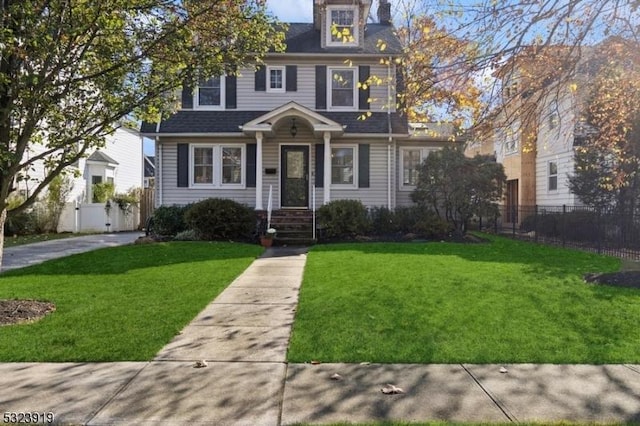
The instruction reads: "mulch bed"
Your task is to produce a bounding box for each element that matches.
[0,299,56,326]
[584,271,640,289]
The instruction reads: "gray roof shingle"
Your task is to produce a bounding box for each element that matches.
[141,111,407,135]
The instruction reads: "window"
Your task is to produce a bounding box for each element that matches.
[193,147,214,184]
[548,161,558,191]
[549,99,559,129]
[329,68,356,109]
[190,144,245,187]
[267,66,285,93]
[222,147,242,184]
[195,76,224,109]
[327,6,358,46]
[331,145,356,186]
[401,149,422,187]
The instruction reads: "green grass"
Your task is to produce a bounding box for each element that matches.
[0,241,262,361]
[288,235,640,364]
[3,232,90,248]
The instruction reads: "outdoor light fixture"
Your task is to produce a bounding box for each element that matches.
[290,118,297,137]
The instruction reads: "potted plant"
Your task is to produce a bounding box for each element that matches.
[260,227,277,247]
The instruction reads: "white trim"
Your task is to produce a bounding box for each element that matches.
[328,67,357,111]
[193,76,225,110]
[278,143,311,209]
[330,143,358,189]
[326,5,359,47]
[188,143,246,189]
[267,65,286,93]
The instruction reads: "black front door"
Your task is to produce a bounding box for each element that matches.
[281,145,309,208]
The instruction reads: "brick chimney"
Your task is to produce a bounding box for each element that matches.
[378,0,392,24]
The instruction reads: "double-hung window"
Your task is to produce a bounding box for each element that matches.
[329,68,356,109]
[400,147,434,189]
[190,144,245,188]
[195,76,224,109]
[331,145,357,187]
[548,161,558,191]
[267,66,285,93]
[327,6,358,46]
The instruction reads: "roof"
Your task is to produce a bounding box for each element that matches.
[87,150,119,165]
[282,23,402,55]
[141,110,407,135]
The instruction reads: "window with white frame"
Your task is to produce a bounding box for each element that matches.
[195,76,224,109]
[331,145,357,186]
[327,6,358,46]
[190,144,244,187]
[400,148,435,188]
[267,66,285,93]
[329,68,356,109]
[548,161,558,191]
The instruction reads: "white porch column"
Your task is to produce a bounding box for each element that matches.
[255,131,264,210]
[323,131,331,204]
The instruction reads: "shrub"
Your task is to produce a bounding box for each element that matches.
[113,187,140,215]
[173,229,200,241]
[184,198,254,241]
[318,199,370,238]
[152,204,191,237]
[368,206,397,235]
[92,182,115,203]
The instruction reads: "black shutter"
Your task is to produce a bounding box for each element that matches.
[315,65,327,109]
[315,144,324,188]
[246,143,257,188]
[359,66,370,110]
[177,144,189,187]
[286,65,297,92]
[225,75,237,109]
[181,85,193,109]
[358,144,370,188]
[255,66,266,91]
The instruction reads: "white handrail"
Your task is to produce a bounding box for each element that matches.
[312,185,316,240]
[267,184,273,229]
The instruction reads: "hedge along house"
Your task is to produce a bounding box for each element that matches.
[141,0,461,241]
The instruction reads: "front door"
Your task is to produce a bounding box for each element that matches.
[281,145,309,208]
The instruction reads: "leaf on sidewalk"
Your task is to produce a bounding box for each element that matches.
[330,373,343,381]
[193,360,208,368]
[311,360,321,365]
[381,384,404,394]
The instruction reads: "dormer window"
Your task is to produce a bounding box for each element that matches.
[327,5,359,47]
[195,76,225,109]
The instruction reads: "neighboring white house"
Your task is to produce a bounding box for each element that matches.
[141,0,462,221]
[16,126,144,233]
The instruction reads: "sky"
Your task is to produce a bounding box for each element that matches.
[266,0,313,22]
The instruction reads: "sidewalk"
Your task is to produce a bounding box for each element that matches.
[0,245,639,425]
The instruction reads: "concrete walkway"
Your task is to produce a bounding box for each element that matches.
[1,243,640,425]
[1,232,144,272]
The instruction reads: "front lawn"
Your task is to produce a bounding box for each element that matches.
[0,242,262,361]
[288,236,640,364]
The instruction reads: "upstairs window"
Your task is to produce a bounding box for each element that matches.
[195,76,225,109]
[548,161,558,191]
[329,68,356,109]
[267,66,285,93]
[549,99,559,129]
[327,6,358,46]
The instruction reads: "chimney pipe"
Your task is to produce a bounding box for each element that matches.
[378,0,392,25]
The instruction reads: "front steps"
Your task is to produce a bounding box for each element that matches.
[268,210,315,246]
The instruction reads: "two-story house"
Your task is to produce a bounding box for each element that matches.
[141,0,458,236]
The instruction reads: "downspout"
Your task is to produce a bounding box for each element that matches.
[387,56,392,210]
[156,136,162,207]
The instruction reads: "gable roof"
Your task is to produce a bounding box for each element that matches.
[87,150,119,165]
[281,23,402,55]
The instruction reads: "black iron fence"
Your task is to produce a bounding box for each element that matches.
[476,205,640,260]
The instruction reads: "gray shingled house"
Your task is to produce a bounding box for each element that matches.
[141,0,458,241]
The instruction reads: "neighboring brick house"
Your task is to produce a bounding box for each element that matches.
[142,0,459,236]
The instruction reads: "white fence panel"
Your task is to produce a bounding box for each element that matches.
[58,202,140,233]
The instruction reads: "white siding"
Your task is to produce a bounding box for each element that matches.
[234,60,396,113]
[536,92,577,206]
[102,128,144,195]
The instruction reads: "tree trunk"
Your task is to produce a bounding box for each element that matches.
[0,207,5,271]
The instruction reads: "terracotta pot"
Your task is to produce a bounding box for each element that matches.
[260,236,273,248]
